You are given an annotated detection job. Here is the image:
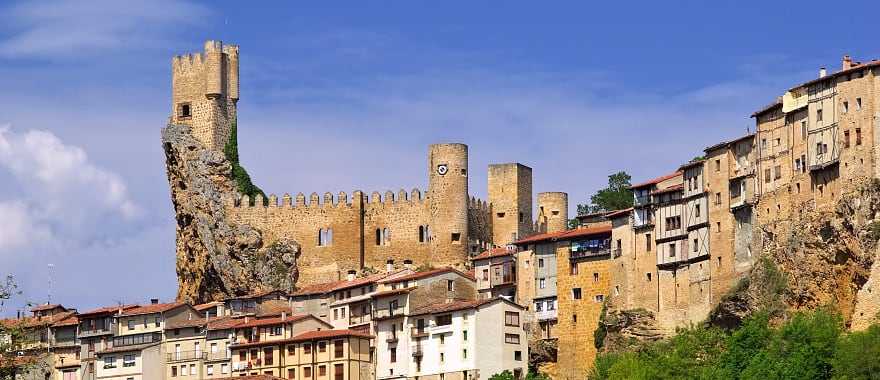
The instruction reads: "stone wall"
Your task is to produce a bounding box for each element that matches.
[489,163,534,245]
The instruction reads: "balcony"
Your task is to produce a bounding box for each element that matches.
[166,350,207,363]
[385,334,399,343]
[429,323,453,334]
[569,247,610,260]
[373,308,404,320]
[535,309,557,321]
[634,195,652,207]
[349,313,371,326]
[411,327,428,338]
[411,345,424,358]
[206,351,231,361]
[78,327,113,338]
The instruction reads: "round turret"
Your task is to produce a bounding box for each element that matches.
[538,192,569,233]
[428,143,469,263]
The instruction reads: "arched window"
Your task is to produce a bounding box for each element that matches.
[419,226,425,243]
[326,228,333,245]
[425,225,431,241]
[318,228,324,246]
[376,229,382,246]
[383,228,391,245]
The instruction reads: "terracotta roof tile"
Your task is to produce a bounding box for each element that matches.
[471,247,515,261]
[652,183,684,194]
[378,267,474,283]
[120,302,186,317]
[207,314,315,330]
[604,208,633,219]
[630,171,682,189]
[371,287,416,298]
[194,302,222,312]
[514,225,612,245]
[30,304,64,312]
[291,329,372,341]
[408,299,495,317]
[79,304,138,316]
[51,313,79,327]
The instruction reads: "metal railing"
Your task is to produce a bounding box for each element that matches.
[166,350,207,363]
[373,308,404,319]
[411,327,428,338]
[570,247,611,260]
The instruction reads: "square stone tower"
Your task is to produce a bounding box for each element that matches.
[488,163,533,246]
[171,40,239,151]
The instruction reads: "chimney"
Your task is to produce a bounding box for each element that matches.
[386,259,394,273]
[819,67,827,78]
[150,298,159,305]
[843,55,853,70]
[403,260,413,270]
[347,270,357,282]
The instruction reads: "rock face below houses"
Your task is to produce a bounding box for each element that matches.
[711,179,880,330]
[162,124,299,303]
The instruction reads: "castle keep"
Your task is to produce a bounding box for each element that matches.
[168,41,566,286]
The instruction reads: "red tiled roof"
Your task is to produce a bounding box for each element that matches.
[371,287,416,298]
[604,208,633,219]
[120,302,186,317]
[291,329,372,341]
[207,314,314,330]
[166,315,231,330]
[379,267,475,283]
[514,225,612,245]
[194,302,222,312]
[471,247,514,261]
[79,304,137,316]
[30,304,64,312]
[652,183,684,195]
[1,311,77,329]
[408,298,506,317]
[630,171,682,189]
[52,313,79,327]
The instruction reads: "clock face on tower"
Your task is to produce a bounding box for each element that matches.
[437,164,448,176]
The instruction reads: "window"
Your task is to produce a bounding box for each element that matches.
[123,355,135,367]
[181,365,188,376]
[375,229,381,246]
[693,238,698,252]
[715,159,720,172]
[817,109,823,122]
[451,233,461,243]
[419,226,425,243]
[270,326,282,336]
[669,243,676,258]
[334,364,344,380]
[774,138,780,147]
[482,269,489,281]
[103,356,115,369]
[463,330,468,341]
[856,128,862,145]
[614,285,620,296]
[844,101,849,113]
[593,272,599,283]
[447,280,454,291]
[440,352,445,362]
[695,204,701,218]
[801,121,807,140]
[318,341,326,353]
[221,363,228,374]
[572,288,582,300]
[774,165,781,180]
[594,294,604,303]
[179,103,191,119]
[715,192,721,205]
[764,168,771,183]
[436,314,452,326]
[761,138,767,151]
[390,346,397,363]
[207,365,214,376]
[646,273,652,282]
[463,349,468,359]
[845,130,851,148]
[127,319,134,330]
[304,367,312,378]
[572,314,578,323]
[505,334,521,344]
[383,228,390,245]
[334,340,344,358]
[239,350,246,361]
[505,311,520,326]
[539,278,546,289]
[264,348,273,365]
[535,301,543,311]
[519,212,524,223]
[515,351,523,361]
[538,258,544,268]
[155,316,160,327]
[570,263,578,275]
[288,368,296,379]
[856,98,862,110]
[801,155,807,173]
[646,234,651,251]
[497,212,505,218]
[319,365,327,377]
[303,343,312,355]
[795,158,802,171]
[172,366,178,377]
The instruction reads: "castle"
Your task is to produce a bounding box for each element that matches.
[169,41,570,285]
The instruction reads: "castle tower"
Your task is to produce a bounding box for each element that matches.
[488,163,533,246]
[171,40,240,151]
[428,143,470,263]
[537,192,569,233]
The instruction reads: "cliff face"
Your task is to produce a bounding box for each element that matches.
[712,179,880,330]
[162,124,299,303]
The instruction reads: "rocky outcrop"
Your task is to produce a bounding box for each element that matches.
[711,179,880,329]
[597,309,665,353]
[162,124,299,303]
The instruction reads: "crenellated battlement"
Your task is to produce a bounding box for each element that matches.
[228,187,428,209]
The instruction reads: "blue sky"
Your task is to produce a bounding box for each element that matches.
[1,0,878,315]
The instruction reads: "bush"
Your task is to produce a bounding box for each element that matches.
[589,308,877,380]
[224,123,265,201]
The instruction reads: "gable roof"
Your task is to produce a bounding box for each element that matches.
[514,225,612,245]
[378,267,475,284]
[194,302,222,312]
[79,304,138,317]
[120,302,187,317]
[630,171,682,189]
[30,304,65,313]
[604,207,633,219]
[471,247,514,261]
[408,297,523,317]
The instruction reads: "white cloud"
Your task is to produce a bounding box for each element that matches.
[0,0,210,58]
[0,126,140,253]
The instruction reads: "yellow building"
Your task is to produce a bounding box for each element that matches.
[225,314,333,377]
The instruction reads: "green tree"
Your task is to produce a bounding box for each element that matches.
[224,123,266,203]
[489,370,515,380]
[578,172,633,215]
[832,323,880,379]
[0,275,40,378]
